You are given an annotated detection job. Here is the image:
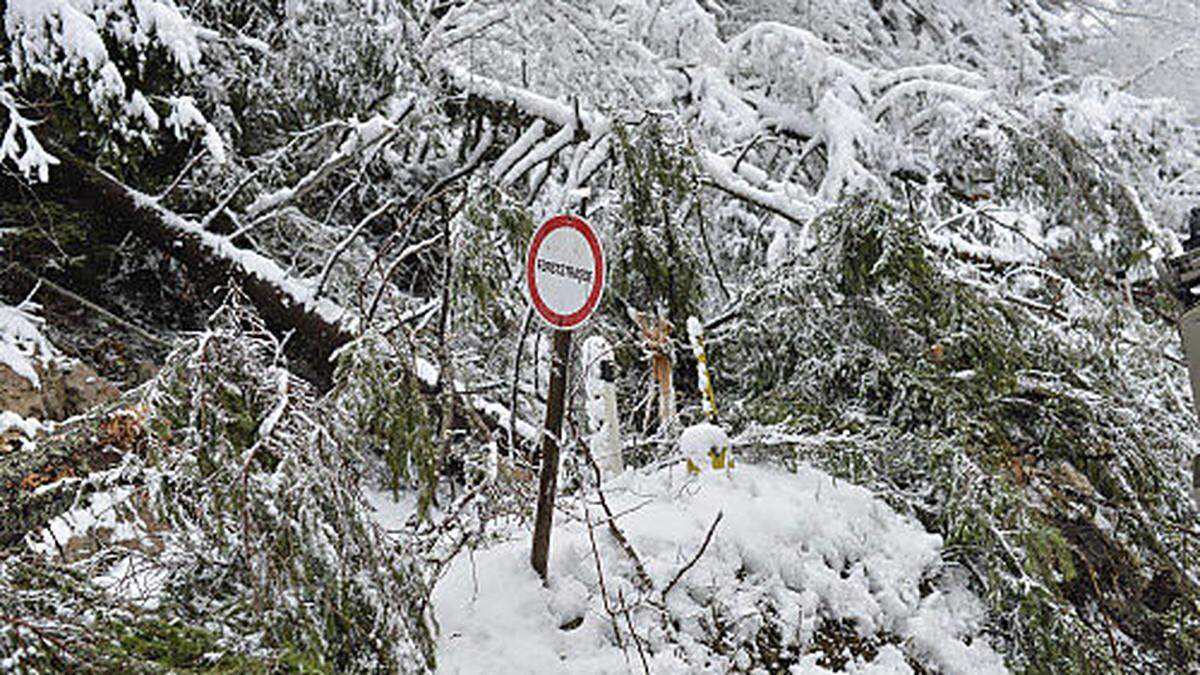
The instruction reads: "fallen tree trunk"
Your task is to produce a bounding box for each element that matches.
[1,148,540,549]
[34,147,354,391]
[23,146,534,442]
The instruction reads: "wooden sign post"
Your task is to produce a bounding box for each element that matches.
[526,214,605,581]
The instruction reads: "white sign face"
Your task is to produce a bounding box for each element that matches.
[535,226,592,316]
[526,215,604,329]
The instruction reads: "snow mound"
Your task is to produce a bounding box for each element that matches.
[434,464,1006,674]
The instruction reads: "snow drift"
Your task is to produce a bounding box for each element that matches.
[433,463,1006,674]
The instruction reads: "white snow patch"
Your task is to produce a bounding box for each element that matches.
[434,463,1007,674]
[0,341,39,389]
[27,485,134,557]
[4,0,204,179]
[94,553,170,610]
[0,300,58,389]
[364,486,418,533]
[165,96,207,140]
[203,123,226,164]
[0,410,42,437]
[131,0,202,73]
[126,90,160,129]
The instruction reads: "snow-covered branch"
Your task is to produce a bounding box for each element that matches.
[244,96,417,219]
[697,151,817,225]
[0,91,60,183]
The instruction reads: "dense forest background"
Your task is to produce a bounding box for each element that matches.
[2,1,1200,672]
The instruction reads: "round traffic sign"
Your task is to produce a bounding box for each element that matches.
[526,215,605,329]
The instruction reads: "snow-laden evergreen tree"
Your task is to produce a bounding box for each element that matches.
[2,0,1199,671]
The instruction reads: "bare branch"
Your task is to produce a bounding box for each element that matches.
[315,198,398,298]
[243,95,416,221]
[661,511,723,599]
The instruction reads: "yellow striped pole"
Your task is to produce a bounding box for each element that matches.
[687,317,718,422]
[687,317,730,471]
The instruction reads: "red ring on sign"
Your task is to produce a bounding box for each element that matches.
[526,215,605,329]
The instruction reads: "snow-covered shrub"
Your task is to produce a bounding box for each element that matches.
[2,0,217,175]
[716,197,1200,671]
[458,190,534,334]
[0,298,435,671]
[609,120,705,329]
[331,332,438,518]
[919,109,1147,278]
[0,551,346,672]
[140,300,435,671]
[722,0,1074,86]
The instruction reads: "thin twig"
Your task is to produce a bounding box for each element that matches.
[155,144,206,201]
[662,510,723,599]
[200,166,264,230]
[583,443,654,591]
[618,588,651,675]
[436,198,457,505]
[8,264,171,348]
[583,496,626,651]
[1084,557,1122,670]
[732,133,761,174]
[692,198,731,301]
[1162,520,1200,538]
[364,232,445,328]
[362,184,463,328]
[315,197,397,298]
[510,307,534,451]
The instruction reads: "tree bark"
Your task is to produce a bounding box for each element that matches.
[31,148,353,391]
[13,147,532,442]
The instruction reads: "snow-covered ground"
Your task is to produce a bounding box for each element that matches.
[426,463,1007,674]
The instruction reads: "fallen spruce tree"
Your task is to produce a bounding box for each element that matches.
[1,301,437,672]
